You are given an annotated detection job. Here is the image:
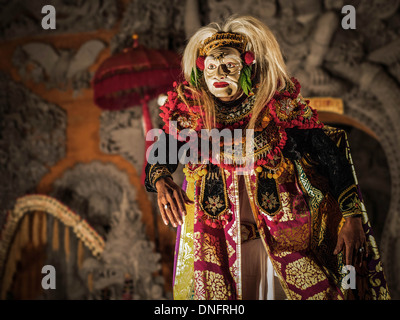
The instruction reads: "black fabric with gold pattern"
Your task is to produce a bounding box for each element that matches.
[338,184,363,218]
[255,168,282,216]
[199,164,229,217]
[146,164,173,192]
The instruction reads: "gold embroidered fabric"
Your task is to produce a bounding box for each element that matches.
[194,270,233,300]
[285,257,327,289]
[194,232,223,266]
[271,224,310,253]
[173,182,195,300]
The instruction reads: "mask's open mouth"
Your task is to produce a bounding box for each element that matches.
[213,82,229,88]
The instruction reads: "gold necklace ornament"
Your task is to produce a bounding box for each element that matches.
[255,150,288,179]
[183,164,208,182]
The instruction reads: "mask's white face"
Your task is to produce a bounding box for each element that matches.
[204,47,243,101]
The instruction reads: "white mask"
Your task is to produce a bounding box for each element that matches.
[203,47,243,101]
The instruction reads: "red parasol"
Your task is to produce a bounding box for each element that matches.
[93,35,182,110]
[93,35,182,183]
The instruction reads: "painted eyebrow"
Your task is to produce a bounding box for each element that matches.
[222,54,241,60]
[205,55,241,62]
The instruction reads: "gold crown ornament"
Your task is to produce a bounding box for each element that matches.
[199,32,248,56]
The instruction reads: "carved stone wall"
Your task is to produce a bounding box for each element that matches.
[12,40,106,94]
[0,0,118,40]
[50,161,167,299]
[110,0,186,53]
[0,72,67,229]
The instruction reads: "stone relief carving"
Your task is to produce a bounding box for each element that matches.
[12,40,106,94]
[368,38,400,84]
[110,0,186,53]
[99,98,163,178]
[0,0,118,40]
[51,161,135,238]
[0,71,66,229]
[357,0,400,20]
[80,191,166,300]
[99,106,145,175]
[50,161,166,299]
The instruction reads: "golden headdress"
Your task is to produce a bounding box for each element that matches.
[199,32,248,56]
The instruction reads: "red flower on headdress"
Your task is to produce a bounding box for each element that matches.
[243,51,255,65]
[196,56,206,71]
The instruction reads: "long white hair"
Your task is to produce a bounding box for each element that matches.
[180,15,292,130]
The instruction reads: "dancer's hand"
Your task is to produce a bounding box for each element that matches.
[334,216,369,267]
[155,177,194,227]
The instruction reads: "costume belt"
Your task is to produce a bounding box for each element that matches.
[240,222,260,244]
